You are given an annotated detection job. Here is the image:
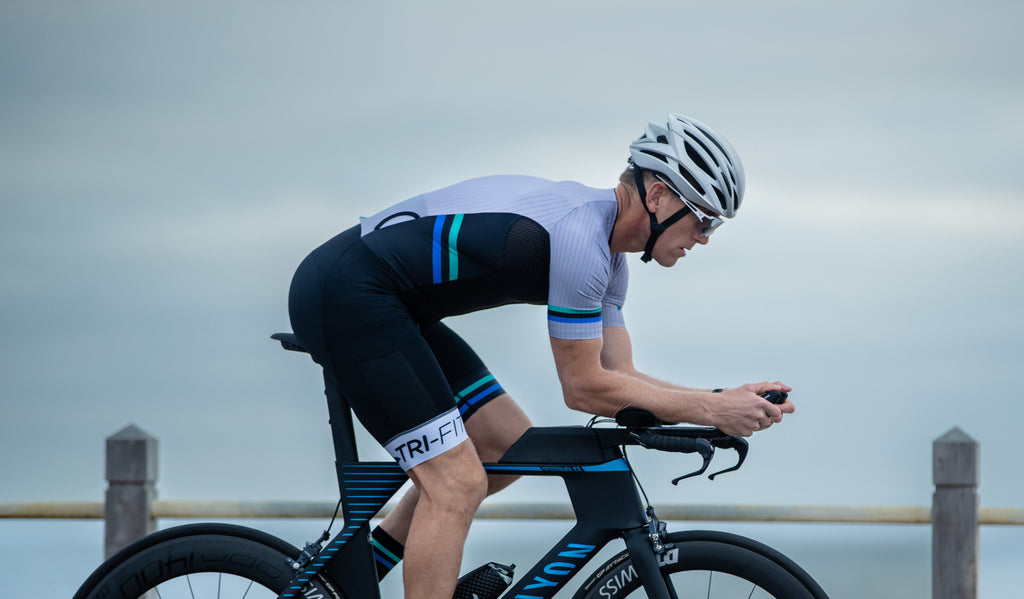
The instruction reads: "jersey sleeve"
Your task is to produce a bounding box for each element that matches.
[546,205,617,340]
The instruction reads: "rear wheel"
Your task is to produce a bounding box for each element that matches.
[573,530,829,599]
[73,524,341,599]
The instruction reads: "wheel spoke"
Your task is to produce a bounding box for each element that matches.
[663,573,679,599]
[144,574,276,598]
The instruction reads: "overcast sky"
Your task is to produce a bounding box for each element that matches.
[2,0,1022,524]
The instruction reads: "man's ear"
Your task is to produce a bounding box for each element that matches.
[645,179,672,210]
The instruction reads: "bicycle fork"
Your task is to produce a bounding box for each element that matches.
[622,522,678,599]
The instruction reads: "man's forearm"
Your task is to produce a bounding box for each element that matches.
[561,365,715,425]
[615,366,711,394]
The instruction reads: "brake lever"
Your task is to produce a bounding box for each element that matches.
[670,439,715,485]
[707,436,749,480]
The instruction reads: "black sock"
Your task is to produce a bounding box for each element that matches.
[370,526,404,581]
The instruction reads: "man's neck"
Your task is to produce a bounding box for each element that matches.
[609,182,648,254]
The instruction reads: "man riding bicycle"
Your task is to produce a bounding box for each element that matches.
[286,113,794,599]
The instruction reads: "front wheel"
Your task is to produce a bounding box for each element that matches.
[73,523,342,599]
[573,530,829,599]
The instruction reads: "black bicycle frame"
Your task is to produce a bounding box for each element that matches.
[481,426,669,599]
[279,426,674,599]
[271,333,676,599]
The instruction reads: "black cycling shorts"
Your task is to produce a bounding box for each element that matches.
[287,225,506,470]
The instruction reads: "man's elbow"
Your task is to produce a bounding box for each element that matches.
[559,376,611,415]
[562,388,589,413]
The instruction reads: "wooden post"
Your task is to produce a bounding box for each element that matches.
[932,427,979,599]
[105,424,158,558]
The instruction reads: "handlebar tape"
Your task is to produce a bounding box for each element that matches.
[635,432,710,455]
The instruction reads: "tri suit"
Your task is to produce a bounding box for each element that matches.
[288,175,628,470]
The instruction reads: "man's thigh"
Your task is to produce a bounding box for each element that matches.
[465,394,532,463]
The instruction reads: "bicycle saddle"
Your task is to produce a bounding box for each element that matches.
[271,332,308,354]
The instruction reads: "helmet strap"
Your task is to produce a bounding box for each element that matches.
[634,167,690,263]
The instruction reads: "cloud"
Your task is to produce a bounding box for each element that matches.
[2,0,1023,513]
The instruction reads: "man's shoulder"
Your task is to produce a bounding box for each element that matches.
[456,174,607,192]
[456,174,594,195]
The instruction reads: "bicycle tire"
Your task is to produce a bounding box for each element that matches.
[573,530,829,599]
[73,523,342,599]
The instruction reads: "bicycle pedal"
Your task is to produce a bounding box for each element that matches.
[452,562,515,599]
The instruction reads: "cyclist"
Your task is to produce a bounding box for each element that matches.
[286,113,794,599]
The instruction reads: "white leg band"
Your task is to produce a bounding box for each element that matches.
[384,407,469,470]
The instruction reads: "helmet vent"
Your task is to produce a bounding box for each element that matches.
[676,164,704,196]
[656,135,668,144]
[684,142,715,179]
[641,150,669,165]
[713,185,726,205]
[694,123,730,162]
[685,131,719,166]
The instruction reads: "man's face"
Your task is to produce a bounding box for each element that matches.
[650,194,712,267]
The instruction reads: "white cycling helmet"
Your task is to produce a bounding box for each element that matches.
[628,113,745,218]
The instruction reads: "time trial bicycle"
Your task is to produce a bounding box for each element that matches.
[74,332,829,599]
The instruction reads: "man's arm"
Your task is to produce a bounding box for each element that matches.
[549,328,793,436]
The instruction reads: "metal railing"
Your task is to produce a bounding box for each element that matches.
[4,499,1023,525]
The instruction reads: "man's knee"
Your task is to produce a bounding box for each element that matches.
[409,441,488,509]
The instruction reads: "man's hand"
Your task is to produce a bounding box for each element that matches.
[713,382,794,437]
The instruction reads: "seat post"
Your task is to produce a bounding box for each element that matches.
[323,369,359,469]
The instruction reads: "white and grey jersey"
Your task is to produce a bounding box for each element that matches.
[357,175,628,339]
